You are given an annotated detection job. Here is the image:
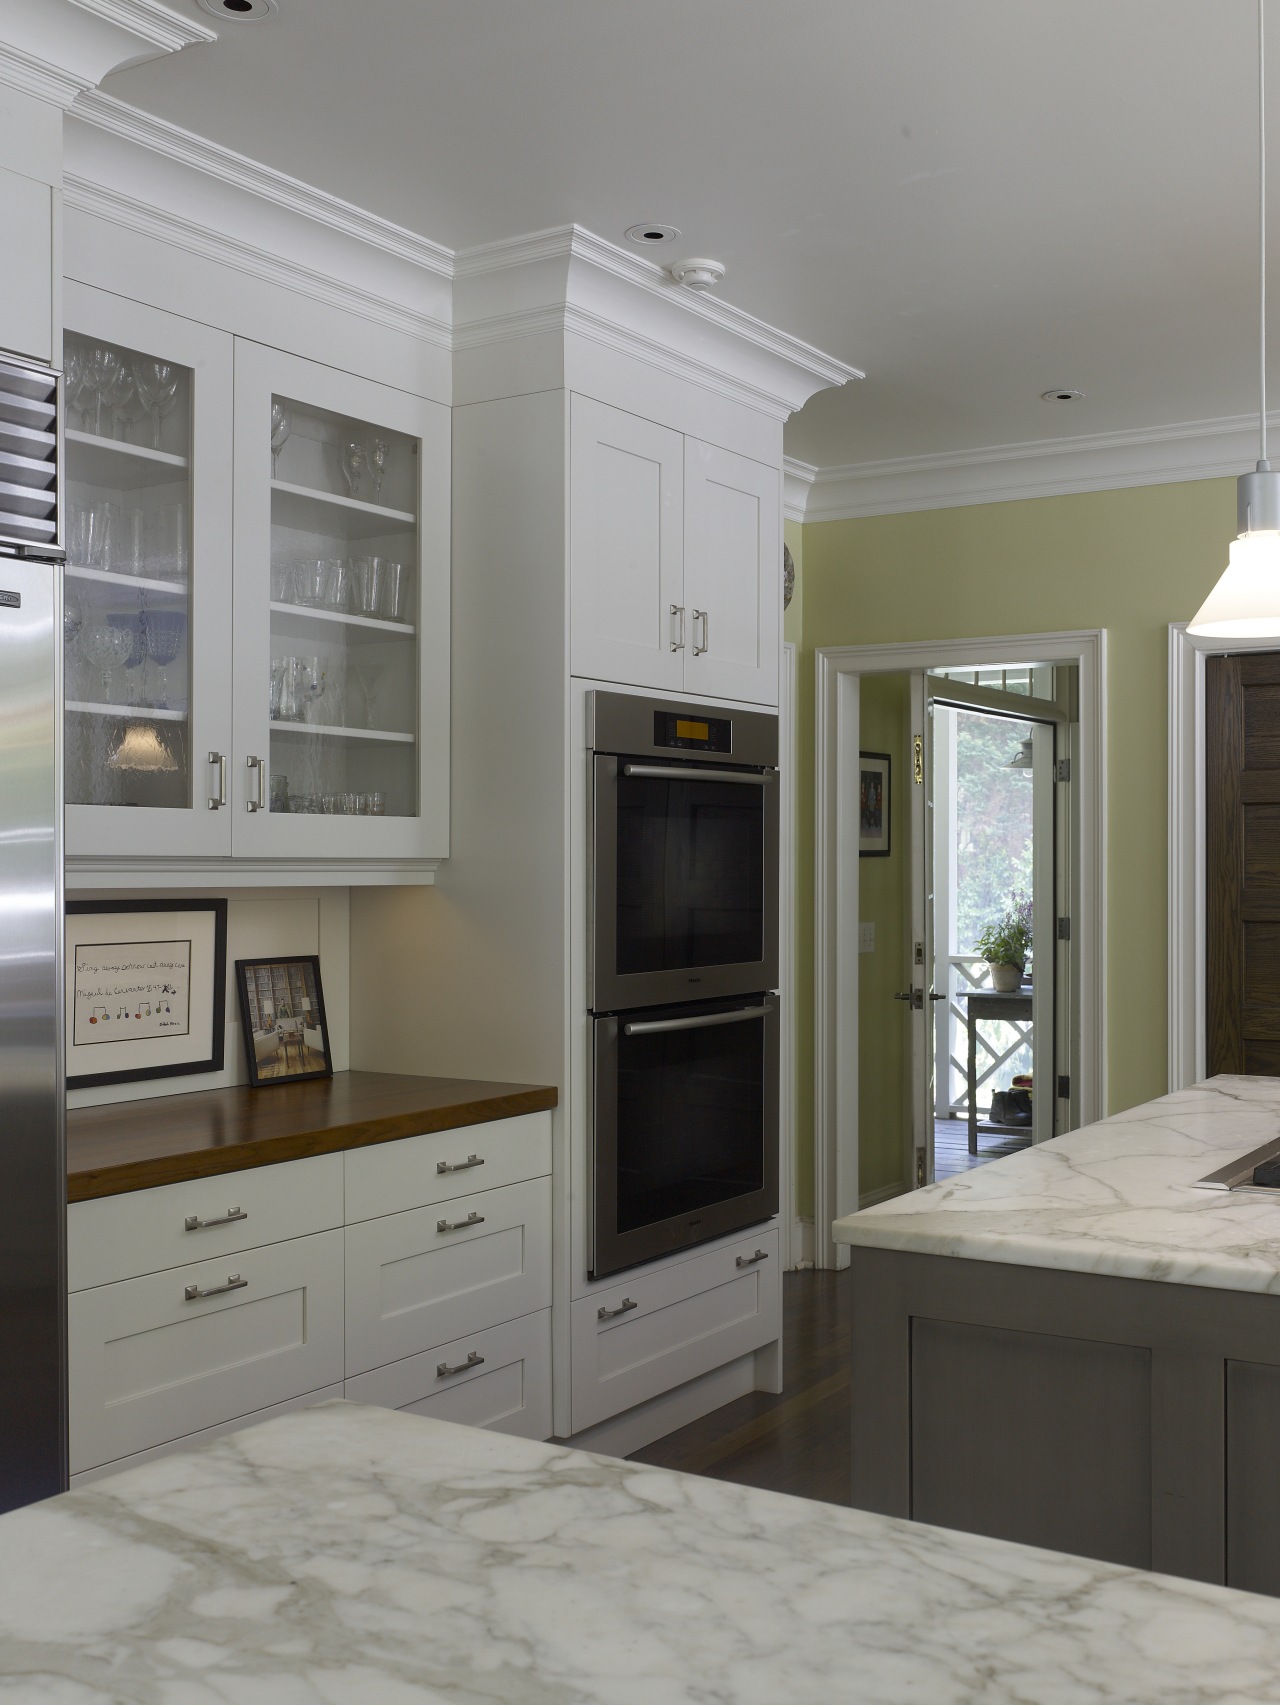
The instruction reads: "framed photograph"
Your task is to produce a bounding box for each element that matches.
[66,899,228,1090]
[859,752,891,857]
[235,955,333,1088]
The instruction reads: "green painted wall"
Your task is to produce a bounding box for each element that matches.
[856,675,912,1197]
[793,475,1235,1217]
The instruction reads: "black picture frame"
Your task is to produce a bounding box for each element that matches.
[859,751,892,857]
[66,898,228,1090]
[235,955,334,1089]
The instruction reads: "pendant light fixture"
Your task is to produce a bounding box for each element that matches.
[1190,0,1280,636]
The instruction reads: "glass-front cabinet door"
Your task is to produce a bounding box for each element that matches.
[231,341,449,862]
[62,283,233,860]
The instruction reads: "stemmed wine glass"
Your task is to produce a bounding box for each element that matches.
[144,610,186,710]
[82,621,133,705]
[133,359,179,452]
[340,440,366,497]
[368,436,388,497]
[104,367,137,441]
[270,401,291,479]
[352,660,385,729]
[88,346,121,436]
[298,656,327,723]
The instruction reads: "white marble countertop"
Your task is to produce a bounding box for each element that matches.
[6,1400,1280,1703]
[834,1075,1280,1293]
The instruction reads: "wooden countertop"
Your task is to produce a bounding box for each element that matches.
[66,1071,558,1202]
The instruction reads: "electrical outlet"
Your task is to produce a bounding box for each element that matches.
[858,921,875,954]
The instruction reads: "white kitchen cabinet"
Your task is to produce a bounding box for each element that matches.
[683,437,780,705]
[344,1309,552,1441]
[68,1227,345,1474]
[63,282,234,858]
[570,1226,780,1434]
[569,395,780,706]
[345,1175,552,1376]
[232,339,450,860]
[570,396,684,695]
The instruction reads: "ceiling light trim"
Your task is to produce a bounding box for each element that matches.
[63,172,452,347]
[455,224,863,390]
[799,413,1276,523]
[71,90,455,279]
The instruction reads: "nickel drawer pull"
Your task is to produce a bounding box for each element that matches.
[669,603,685,652]
[437,1350,485,1378]
[597,1297,638,1321]
[184,1207,247,1231]
[208,751,226,810]
[184,1274,247,1301]
[736,1249,769,1268]
[436,1154,484,1175]
[691,607,708,655]
[246,753,266,811]
[437,1211,485,1233]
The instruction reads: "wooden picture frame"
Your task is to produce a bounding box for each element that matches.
[235,955,334,1088]
[859,752,891,857]
[66,898,228,1090]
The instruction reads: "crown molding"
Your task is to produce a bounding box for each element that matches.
[783,457,817,523]
[71,90,454,278]
[0,0,211,109]
[456,223,862,394]
[799,412,1262,523]
[63,172,452,347]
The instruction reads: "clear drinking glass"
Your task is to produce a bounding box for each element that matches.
[294,560,327,607]
[340,440,366,497]
[146,503,188,581]
[115,505,146,578]
[270,400,291,479]
[352,660,385,728]
[270,560,296,603]
[82,622,133,703]
[381,560,409,621]
[368,436,388,497]
[323,558,350,612]
[88,347,121,436]
[352,556,386,616]
[133,358,179,453]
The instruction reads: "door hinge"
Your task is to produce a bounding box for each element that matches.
[913,733,924,785]
[1057,1074,1072,1099]
[1057,916,1071,940]
[915,1146,927,1188]
[1055,758,1072,783]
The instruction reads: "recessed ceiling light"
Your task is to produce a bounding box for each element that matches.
[1041,388,1084,402]
[197,0,278,19]
[625,224,681,246]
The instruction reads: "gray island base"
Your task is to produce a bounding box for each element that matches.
[5,1402,1280,1703]
[835,1075,1280,1596]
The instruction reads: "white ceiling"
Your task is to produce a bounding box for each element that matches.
[104,0,1269,470]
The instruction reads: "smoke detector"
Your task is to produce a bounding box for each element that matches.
[197,0,278,18]
[669,257,726,292]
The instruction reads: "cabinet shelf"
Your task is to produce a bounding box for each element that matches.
[66,430,190,492]
[269,601,415,640]
[269,720,414,744]
[67,565,188,600]
[67,700,188,722]
[271,480,415,543]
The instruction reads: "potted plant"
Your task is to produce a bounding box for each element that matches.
[975,895,1032,992]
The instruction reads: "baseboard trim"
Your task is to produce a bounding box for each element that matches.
[859,1181,907,1210]
[791,1216,816,1270]
[559,1351,761,1460]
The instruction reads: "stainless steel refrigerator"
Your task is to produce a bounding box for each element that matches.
[0,350,66,1511]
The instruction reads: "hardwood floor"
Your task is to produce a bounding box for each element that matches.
[935,1115,1029,1179]
[629,1270,853,1505]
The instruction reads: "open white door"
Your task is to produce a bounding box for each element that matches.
[1030,722,1057,1145]
[908,672,936,1188]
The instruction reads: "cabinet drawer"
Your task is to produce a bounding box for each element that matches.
[344,1111,551,1223]
[345,1176,551,1376]
[68,1154,344,1292]
[571,1226,779,1433]
[68,1228,344,1474]
[345,1309,551,1441]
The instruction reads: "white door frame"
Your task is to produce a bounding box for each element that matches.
[814,629,1107,1270]
[1167,623,1280,1088]
[779,640,799,1269]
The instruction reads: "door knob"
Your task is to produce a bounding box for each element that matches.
[893,989,924,1010]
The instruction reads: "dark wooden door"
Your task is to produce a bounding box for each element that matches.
[1206,652,1280,1074]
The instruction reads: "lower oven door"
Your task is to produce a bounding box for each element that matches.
[591,997,779,1280]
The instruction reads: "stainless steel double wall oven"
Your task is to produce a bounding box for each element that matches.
[589,692,780,1280]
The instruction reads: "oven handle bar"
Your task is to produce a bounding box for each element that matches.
[621,764,772,786]
[623,1004,771,1037]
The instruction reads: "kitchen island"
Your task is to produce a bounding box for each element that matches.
[835,1075,1280,1595]
[6,1400,1280,1703]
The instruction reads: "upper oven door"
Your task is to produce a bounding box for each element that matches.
[592,752,779,1012]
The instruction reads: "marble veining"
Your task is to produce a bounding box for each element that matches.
[5,1401,1280,1702]
[834,1075,1280,1292]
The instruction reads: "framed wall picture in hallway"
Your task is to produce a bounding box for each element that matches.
[859,751,891,856]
